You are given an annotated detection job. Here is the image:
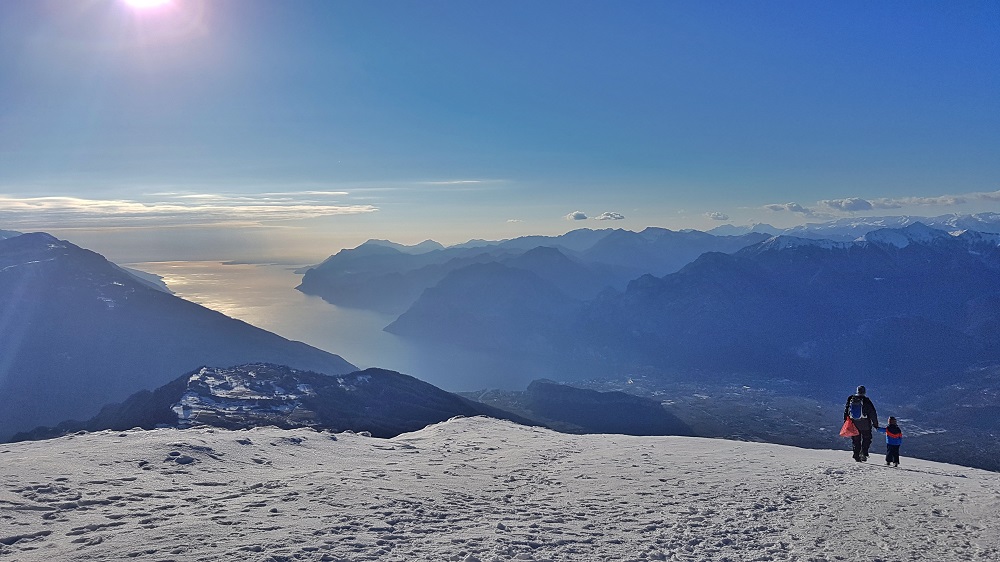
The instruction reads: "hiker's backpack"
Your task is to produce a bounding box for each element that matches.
[849,395,865,420]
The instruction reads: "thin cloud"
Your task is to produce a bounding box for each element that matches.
[869,199,904,209]
[507,219,523,223]
[260,191,350,197]
[171,193,226,200]
[415,179,508,191]
[870,195,968,208]
[705,212,730,221]
[821,198,874,212]
[0,194,377,229]
[565,211,588,221]
[419,180,485,185]
[978,190,1000,202]
[596,212,625,221]
[764,202,814,215]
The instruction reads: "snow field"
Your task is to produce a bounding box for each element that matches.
[1,416,998,561]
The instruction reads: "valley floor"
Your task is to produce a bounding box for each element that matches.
[1,417,998,561]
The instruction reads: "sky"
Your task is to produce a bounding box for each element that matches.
[1,0,998,262]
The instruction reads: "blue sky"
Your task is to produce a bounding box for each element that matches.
[1,0,998,262]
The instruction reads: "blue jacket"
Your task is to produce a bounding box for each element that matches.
[877,423,903,446]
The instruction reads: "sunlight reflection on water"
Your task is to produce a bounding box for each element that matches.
[126,261,545,391]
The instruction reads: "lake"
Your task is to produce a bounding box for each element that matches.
[126,261,549,391]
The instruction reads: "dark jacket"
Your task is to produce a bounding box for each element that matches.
[843,394,879,431]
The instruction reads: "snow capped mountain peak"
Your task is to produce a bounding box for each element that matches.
[707,223,780,236]
[954,229,1000,247]
[174,366,313,429]
[173,364,378,430]
[747,235,850,253]
[0,231,65,251]
[863,222,952,248]
[936,212,1000,232]
[0,232,72,274]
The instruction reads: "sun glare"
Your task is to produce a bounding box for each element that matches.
[123,0,172,8]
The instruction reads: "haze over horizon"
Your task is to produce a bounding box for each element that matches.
[2,0,998,263]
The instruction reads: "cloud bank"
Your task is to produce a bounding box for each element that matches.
[596,212,625,221]
[0,192,378,229]
[818,190,1000,213]
[564,211,625,221]
[764,189,1000,218]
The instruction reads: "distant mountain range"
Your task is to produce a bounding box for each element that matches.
[708,212,1000,239]
[0,233,356,440]
[2,231,710,445]
[298,228,769,314]
[365,238,447,254]
[5,220,1000,470]
[573,223,1000,388]
[296,215,1000,392]
[301,213,1000,320]
[379,223,1000,396]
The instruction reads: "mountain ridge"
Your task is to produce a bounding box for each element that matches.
[12,363,531,440]
[572,223,1000,384]
[0,233,356,440]
[298,227,771,314]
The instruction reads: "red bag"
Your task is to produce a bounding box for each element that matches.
[839,419,859,437]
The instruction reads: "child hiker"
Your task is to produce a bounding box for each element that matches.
[876,416,903,467]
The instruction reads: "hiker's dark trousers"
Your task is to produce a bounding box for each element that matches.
[852,430,873,459]
[886,445,900,465]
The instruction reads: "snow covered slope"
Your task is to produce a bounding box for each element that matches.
[2,417,998,561]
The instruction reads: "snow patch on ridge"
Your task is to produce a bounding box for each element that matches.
[173,365,320,428]
[750,236,851,253]
[863,222,953,248]
[954,229,1000,247]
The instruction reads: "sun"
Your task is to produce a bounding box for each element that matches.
[122,0,172,8]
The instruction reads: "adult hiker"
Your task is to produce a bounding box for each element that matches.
[844,385,879,462]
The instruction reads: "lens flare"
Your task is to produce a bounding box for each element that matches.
[123,0,172,8]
